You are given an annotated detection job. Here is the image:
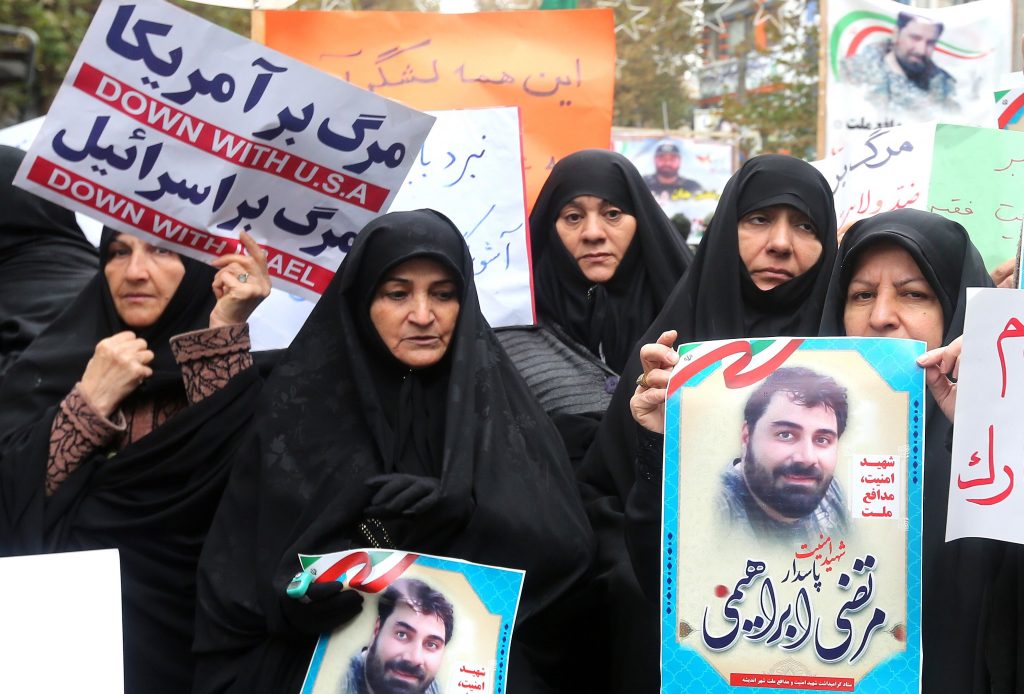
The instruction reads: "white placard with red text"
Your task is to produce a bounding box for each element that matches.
[947,288,1024,544]
[14,0,433,301]
[824,0,1012,154]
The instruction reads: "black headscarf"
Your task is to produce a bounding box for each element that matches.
[572,154,839,693]
[819,209,1000,693]
[655,153,837,343]
[0,230,262,694]
[0,145,97,378]
[194,210,594,694]
[528,149,692,373]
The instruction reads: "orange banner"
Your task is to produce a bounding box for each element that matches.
[253,8,615,206]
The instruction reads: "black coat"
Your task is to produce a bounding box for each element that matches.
[0,144,96,379]
[193,210,594,694]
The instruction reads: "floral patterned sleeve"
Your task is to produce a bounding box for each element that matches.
[47,384,126,497]
[170,323,253,405]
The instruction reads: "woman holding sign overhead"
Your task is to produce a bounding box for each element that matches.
[193,210,593,694]
[0,228,271,694]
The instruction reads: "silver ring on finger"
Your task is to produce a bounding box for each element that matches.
[237,272,250,283]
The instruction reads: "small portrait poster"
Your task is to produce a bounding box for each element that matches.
[297,549,524,694]
[613,133,735,244]
[662,337,925,692]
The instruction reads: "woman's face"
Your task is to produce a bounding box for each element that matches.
[738,204,822,290]
[104,234,186,329]
[554,195,637,284]
[370,257,461,369]
[843,242,944,350]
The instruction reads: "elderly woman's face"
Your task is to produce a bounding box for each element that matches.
[555,195,637,284]
[370,257,460,369]
[738,204,822,290]
[843,242,944,350]
[104,234,186,329]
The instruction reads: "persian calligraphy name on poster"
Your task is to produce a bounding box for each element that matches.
[662,336,925,692]
[823,0,1012,155]
[255,8,614,207]
[391,107,533,328]
[948,289,1024,544]
[293,549,524,694]
[14,0,434,301]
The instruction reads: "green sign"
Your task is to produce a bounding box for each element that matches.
[928,123,1024,272]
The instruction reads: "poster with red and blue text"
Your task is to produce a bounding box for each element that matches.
[14,0,434,301]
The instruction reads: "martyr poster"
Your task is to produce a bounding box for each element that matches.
[662,337,925,692]
[295,549,524,694]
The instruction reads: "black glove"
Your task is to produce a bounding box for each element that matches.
[365,473,441,517]
[280,581,364,635]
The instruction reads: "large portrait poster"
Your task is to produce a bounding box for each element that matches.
[296,549,524,694]
[662,337,925,692]
[823,0,1012,155]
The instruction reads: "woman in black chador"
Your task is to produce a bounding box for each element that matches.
[193,209,594,694]
[528,149,692,374]
[581,154,838,692]
[514,149,693,469]
[820,209,1002,693]
[0,228,271,694]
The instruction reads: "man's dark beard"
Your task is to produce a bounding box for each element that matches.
[742,445,830,520]
[364,639,433,694]
[655,163,679,180]
[895,51,931,90]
